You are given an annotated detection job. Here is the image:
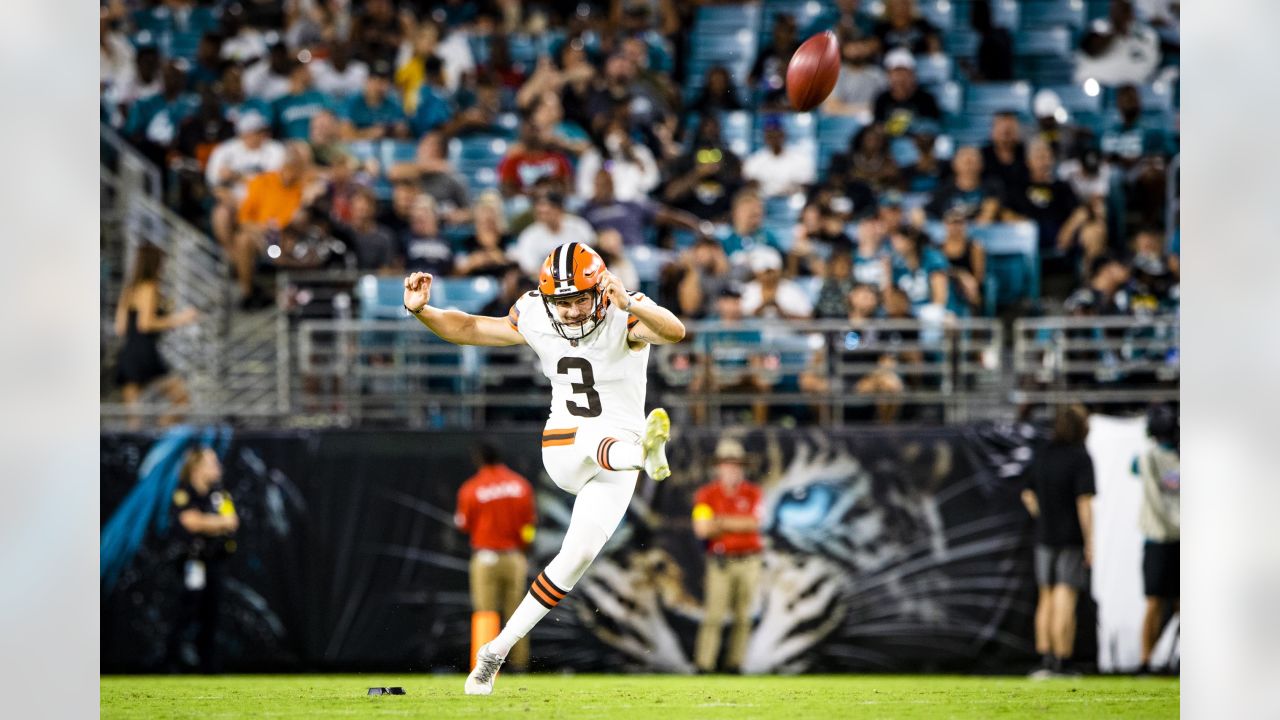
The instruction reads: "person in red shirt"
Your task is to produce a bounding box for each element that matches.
[691,438,764,673]
[455,444,537,671]
[496,119,573,199]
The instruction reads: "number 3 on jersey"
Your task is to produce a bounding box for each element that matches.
[557,357,602,417]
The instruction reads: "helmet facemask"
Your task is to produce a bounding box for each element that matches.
[542,287,607,342]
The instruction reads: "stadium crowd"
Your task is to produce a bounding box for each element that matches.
[101,0,1179,320]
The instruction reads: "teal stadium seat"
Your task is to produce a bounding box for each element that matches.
[1020,0,1087,29]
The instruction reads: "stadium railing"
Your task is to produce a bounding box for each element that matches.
[1010,314,1180,407]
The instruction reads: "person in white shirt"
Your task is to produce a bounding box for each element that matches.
[1074,0,1161,86]
[574,119,660,202]
[243,42,295,101]
[822,36,887,117]
[309,42,369,99]
[205,112,286,247]
[510,188,597,278]
[741,247,814,319]
[743,117,816,198]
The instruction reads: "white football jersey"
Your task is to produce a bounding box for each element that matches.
[508,290,651,435]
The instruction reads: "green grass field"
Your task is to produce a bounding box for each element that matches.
[101,674,1178,719]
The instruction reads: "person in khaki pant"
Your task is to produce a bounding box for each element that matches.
[692,438,764,673]
[456,445,536,671]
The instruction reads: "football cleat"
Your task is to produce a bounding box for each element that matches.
[642,408,671,481]
[464,642,505,696]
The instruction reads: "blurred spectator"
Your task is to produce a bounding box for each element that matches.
[379,181,419,237]
[815,250,858,318]
[310,42,369,99]
[1058,135,1114,202]
[662,116,744,222]
[692,438,764,674]
[853,217,891,288]
[900,119,944,193]
[1004,139,1081,252]
[551,39,599,135]
[889,227,949,312]
[400,194,454,275]
[165,447,238,673]
[341,61,408,140]
[509,188,595,277]
[106,45,161,120]
[234,143,319,303]
[688,66,748,117]
[788,202,853,277]
[817,0,877,40]
[530,91,592,158]
[479,264,528,317]
[829,123,901,193]
[835,284,908,423]
[743,116,817,198]
[594,229,641,291]
[113,245,197,428]
[456,192,514,277]
[243,41,294,101]
[873,0,943,56]
[1032,90,1076,159]
[689,286,772,424]
[498,117,574,198]
[750,14,800,109]
[125,62,196,166]
[395,14,474,96]
[575,118,660,202]
[971,0,1014,81]
[1128,227,1179,310]
[1057,195,1110,283]
[187,34,224,92]
[1076,0,1161,86]
[741,247,813,320]
[351,0,402,66]
[939,208,987,315]
[481,34,528,91]
[926,146,1002,223]
[723,191,783,267]
[1102,84,1170,228]
[1064,254,1133,316]
[982,112,1029,197]
[217,66,272,126]
[580,169,701,248]
[1137,403,1179,675]
[823,35,887,117]
[587,52,673,144]
[388,132,471,223]
[218,3,268,65]
[878,190,909,233]
[446,75,507,137]
[673,237,733,319]
[1021,404,1096,678]
[409,56,454,136]
[171,87,235,220]
[307,109,347,168]
[206,112,286,249]
[100,6,135,96]
[874,49,942,136]
[341,186,400,271]
[273,62,335,140]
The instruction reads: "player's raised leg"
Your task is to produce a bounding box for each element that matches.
[466,469,637,695]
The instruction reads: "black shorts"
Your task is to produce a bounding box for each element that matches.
[1143,540,1180,599]
[1035,544,1088,590]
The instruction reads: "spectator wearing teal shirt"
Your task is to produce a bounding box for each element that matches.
[889,226,949,311]
[411,56,455,136]
[132,0,220,61]
[343,62,409,140]
[272,63,337,141]
[219,66,272,127]
[722,190,783,275]
[1101,84,1168,172]
[186,34,224,92]
[125,62,198,157]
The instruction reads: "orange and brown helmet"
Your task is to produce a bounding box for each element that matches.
[538,242,609,342]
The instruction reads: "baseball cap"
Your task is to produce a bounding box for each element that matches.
[884,48,916,71]
[1033,89,1064,119]
[748,246,784,274]
[236,111,268,135]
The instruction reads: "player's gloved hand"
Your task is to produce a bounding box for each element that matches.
[404,272,433,313]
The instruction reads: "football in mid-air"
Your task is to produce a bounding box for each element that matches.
[786,30,840,112]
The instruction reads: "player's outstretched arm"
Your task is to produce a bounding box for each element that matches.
[403,272,526,347]
[599,271,686,346]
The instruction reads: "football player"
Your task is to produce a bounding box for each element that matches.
[402,241,686,694]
